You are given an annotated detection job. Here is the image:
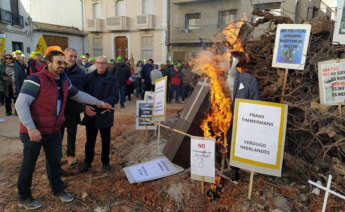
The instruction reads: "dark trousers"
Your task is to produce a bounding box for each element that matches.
[135,77,142,98]
[182,85,193,101]
[18,132,64,200]
[119,84,126,107]
[169,85,181,102]
[84,121,111,166]
[60,119,78,157]
[4,85,15,115]
[0,91,4,105]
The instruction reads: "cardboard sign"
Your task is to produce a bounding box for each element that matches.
[0,34,6,54]
[318,59,345,105]
[272,24,311,70]
[230,99,288,177]
[123,156,182,184]
[136,100,156,130]
[153,77,167,120]
[333,0,345,44]
[190,137,215,183]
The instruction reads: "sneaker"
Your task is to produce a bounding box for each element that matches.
[18,198,42,210]
[103,164,111,171]
[55,192,74,203]
[79,162,90,173]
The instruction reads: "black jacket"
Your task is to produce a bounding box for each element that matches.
[83,70,118,128]
[64,64,86,121]
[112,62,131,86]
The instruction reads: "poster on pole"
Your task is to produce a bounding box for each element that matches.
[153,77,167,121]
[123,156,183,184]
[272,24,311,70]
[0,34,6,54]
[190,137,215,183]
[333,0,345,44]
[230,99,288,177]
[318,59,345,105]
[136,100,156,130]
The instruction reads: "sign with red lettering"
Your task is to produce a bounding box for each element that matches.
[190,137,215,183]
[318,59,345,105]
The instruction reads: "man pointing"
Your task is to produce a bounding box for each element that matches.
[15,50,112,210]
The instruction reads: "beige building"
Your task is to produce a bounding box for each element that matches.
[169,0,335,62]
[83,0,168,64]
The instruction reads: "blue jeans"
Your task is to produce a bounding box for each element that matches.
[169,85,182,102]
[18,132,64,200]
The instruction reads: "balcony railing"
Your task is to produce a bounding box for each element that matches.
[172,24,225,43]
[105,16,129,31]
[87,19,104,32]
[136,14,154,29]
[0,8,24,27]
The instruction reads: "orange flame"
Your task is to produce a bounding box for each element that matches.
[195,18,248,154]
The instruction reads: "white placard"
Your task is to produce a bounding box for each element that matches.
[333,0,345,44]
[153,77,167,120]
[230,99,288,177]
[190,137,215,183]
[144,91,154,101]
[272,24,311,70]
[123,156,182,184]
[318,59,345,105]
[136,100,156,130]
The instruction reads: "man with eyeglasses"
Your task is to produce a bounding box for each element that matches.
[0,54,26,115]
[15,50,113,210]
[79,56,118,172]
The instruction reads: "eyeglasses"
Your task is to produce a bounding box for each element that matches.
[4,57,12,60]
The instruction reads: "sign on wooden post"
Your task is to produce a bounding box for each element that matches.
[333,0,345,44]
[272,24,311,70]
[230,99,288,199]
[318,59,345,105]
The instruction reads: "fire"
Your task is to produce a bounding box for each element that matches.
[195,18,248,154]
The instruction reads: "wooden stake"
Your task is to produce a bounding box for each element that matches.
[280,68,289,103]
[145,128,148,145]
[221,154,226,173]
[157,123,161,151]
[248,171,254,200]
[338,102,342,116]
[201,176,205,194]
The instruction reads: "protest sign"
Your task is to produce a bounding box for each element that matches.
[136,100,156,130]
[272,24,311,70]
[144,91,154,101]
[153,77,167,120]
[318,59,345,105]
[0,34,6,54]
[123,156,183,184]
[190,137,215,184]
[230,99,288,177]
[333,0,345,44]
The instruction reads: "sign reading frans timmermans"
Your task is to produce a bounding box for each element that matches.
[230,99,288,177]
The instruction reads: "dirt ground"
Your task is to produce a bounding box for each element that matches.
[0,98,345,212]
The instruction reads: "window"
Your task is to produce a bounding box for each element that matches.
[312,7,319,18]
[185,13,201,30]
[116,0,125,16]
[93,37,103,57]
[218,10,237,28]
[93,3,102,19]
[142,0,153,15]
[12,41,23,52]
[141,36,153,59]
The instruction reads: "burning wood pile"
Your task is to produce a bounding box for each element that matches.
[244,11,345,191]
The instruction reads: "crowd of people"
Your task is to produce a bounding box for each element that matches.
[0,47,198,210]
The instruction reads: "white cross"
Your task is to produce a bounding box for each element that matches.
[308,175,345,212]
